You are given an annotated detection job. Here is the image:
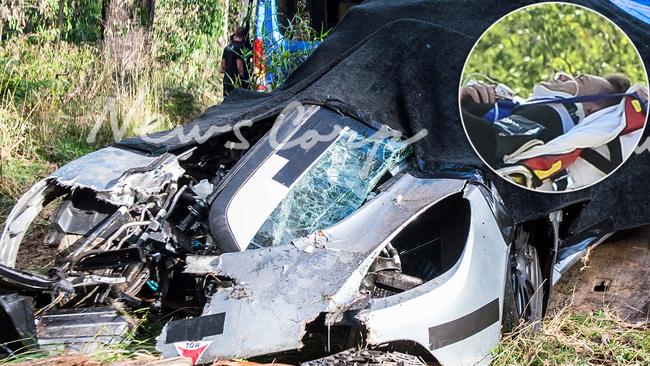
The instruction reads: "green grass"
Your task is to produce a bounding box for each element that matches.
[0,308,160,365]
[0,303,645,365]
[36,136,96,170]
[493,307,650,366]
[0,157,52,202]
[0,29,227,202]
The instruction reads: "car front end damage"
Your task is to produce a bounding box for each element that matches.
[158,175,511,366]
[0,103,525,365]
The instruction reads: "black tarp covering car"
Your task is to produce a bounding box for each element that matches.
[0,1,649,364]
[118,0,650,236]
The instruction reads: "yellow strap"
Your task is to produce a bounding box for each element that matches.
[533,160,563,180]
[631,99,643,113]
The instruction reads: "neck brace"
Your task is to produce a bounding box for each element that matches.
[532,84,587,123]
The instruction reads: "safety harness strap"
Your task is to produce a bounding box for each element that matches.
[515,95,645,182]
[580,138,623,174]
[526,92,637,106]
[485,92,639,122]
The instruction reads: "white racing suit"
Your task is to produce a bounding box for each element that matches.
[503,84,648,191]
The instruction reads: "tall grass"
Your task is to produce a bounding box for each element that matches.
[0,29,226,202]
[0,1,326,203]
[494,306,650,366]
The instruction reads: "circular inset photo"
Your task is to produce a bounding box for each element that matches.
[459,2,648,192]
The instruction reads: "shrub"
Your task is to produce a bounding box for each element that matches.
[464,3,647,97]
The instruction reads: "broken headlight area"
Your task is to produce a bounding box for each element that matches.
[0,143,250,352]
[0,104,421,357]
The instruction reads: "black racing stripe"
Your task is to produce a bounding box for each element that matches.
[165,313,225,343]
[272,111,341,187]
[428,298,499,350]
[608,138,623,168]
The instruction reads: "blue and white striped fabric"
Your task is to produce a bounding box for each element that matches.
[610,0,650,25]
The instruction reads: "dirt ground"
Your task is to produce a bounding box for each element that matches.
[13,203,58,271]
[550,226,650,324]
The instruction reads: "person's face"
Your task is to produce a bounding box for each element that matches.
[539,73,614,96]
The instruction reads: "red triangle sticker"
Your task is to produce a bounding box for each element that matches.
[173,341,212,365]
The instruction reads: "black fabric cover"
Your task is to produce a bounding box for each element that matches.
[118,0,650,234]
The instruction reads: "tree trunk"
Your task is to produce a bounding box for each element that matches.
[57,0,66,38]
[142,0,155,49]
[144,0,155,29]
[101,0,108,39]
[102,0,154,73]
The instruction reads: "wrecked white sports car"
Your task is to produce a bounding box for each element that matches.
[0,103,603,365]
[2,0,649,365]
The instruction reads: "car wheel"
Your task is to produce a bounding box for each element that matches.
[301,349,427,366]
[504,229,544,330]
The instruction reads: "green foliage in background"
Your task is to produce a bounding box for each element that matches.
[0,0,236,201]
[0,0,103,42]
[152,0,234,123]
[464,3,648,98]
[263,12,329,89]
[153,0,228,62]
[0,0,328,201]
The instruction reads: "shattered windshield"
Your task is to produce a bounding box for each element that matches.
[249,127,411,248]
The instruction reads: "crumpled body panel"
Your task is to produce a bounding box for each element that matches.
[50,146,184,206]
[157,175,465,361]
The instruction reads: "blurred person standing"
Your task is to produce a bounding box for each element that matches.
[220,27,250,96]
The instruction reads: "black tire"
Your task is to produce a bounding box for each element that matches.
[301,349,427,366]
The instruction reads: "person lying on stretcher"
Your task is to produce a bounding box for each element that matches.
[460,72,648,191]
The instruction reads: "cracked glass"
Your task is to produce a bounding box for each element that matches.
[250,127,411,248]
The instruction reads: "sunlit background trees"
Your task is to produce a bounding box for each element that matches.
[0,0,249,200]
[464,3,647,97]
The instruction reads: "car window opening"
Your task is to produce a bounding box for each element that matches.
[250,127,412,248]
[363,194,472,298]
